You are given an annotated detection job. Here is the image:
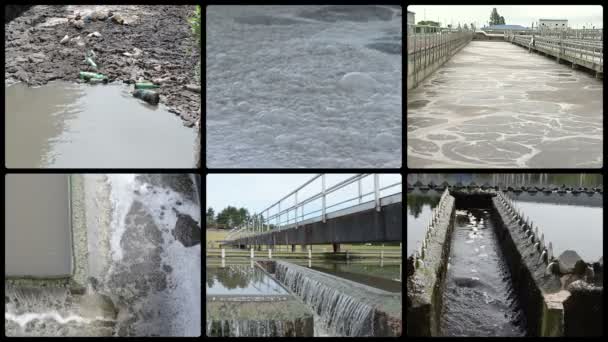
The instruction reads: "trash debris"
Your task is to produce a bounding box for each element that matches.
[60,35,69,44]
[133,89,160,105]
[123,47,142,58]
[152,77,170,84]
[135,82,160,90]
[79,71,107,81]
[87,31,101,38]
[84,50,98,69]
[184,84,201,93]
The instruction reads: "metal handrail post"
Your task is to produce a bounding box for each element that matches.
[295,191,298,228]
[358,177,362,204]
[322,174,326,223]
[374,174,380,212]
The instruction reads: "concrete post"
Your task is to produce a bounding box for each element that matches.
[308,246,312,260]
[291,244,296,252]
[346,250,350,260]
[268,248,272,259]
[221,248,225,259]
[250,247,254,259]
[332,243,340,253]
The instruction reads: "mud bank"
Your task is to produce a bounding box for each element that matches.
[5,5,200,127]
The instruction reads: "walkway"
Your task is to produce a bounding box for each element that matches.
[407,41,603,168]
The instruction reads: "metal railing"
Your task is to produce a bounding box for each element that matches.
[408,24,473,89]
[507,32,603,67]
[227,174,402,240]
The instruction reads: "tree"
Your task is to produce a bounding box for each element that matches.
[489,8,502,26]
[206,208,215,225]
[470,23,476,31]
[457,23,461,30]
[417,20,440,27]
[464,23,468,30]
[499,16,506,25]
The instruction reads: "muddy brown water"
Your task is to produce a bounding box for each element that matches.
[5,174,72,277]
[5,81,196,168]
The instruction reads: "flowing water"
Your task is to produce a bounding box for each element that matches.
[275,262,376,336]
[5,81,197,168]
[440,208,526,336]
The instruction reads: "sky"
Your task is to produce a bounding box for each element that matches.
[407,5,603,29]
[206,174,402,219]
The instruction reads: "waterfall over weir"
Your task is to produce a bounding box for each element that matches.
[276,263,373,336]
[273,261,401,336]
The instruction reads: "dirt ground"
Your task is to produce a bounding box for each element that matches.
[5,5,200,127]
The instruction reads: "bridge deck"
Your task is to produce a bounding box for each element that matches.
[224,196,402,246]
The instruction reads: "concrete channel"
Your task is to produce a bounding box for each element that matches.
[407,33,603,168]
[406,188,603,336]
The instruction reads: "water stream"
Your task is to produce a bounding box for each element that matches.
[440,208,526,336]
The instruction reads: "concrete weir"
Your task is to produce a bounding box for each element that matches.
[406,189,455,336]
[407,188,603,336]
[258,260,402,336]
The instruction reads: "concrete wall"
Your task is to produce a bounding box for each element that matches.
[492,192,565,336]
[406,190,455,336]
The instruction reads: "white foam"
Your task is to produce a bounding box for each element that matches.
[106,174,137,262]
[5,311,103,327]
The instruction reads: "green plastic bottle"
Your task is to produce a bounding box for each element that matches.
[79,71,107,81]
[134,82,160,89]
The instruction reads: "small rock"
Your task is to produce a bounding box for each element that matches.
[87,31,101,38]
[6,66,18,73]
[28,52,46,63]
[73,19,84,29]
[153,65,161,71]
[60,34,69,44]
[94,10,108,21]
[172,213,201,247]
[162,264,173,273]
[573,260,587,276]
[558,250,583,274]
[112,13,124,24]
[15,56,28,63]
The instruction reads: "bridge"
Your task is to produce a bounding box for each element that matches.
[221,174,402,251]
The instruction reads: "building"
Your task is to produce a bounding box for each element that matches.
[481,24,530,34]
[538,19,568,30]
[407,11,415,35]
